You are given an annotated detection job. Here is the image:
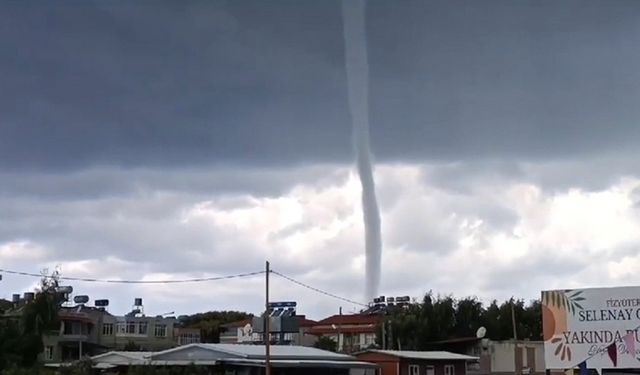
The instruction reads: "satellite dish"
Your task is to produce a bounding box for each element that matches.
[242,324,252,336]
[476,326,487,339]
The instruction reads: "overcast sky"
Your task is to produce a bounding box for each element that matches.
[2,0,640,320]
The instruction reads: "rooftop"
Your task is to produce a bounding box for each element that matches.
[153,343,354,361]
[89,345,378,370]
[314,314,382,326]
[221,316,318,329]
[92,351,154,361]
[361,350,479,361]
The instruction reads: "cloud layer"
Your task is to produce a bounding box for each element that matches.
[3,162,640,319]
[2,1,640,171]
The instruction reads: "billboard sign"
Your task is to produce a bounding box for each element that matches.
[542,286,640,370]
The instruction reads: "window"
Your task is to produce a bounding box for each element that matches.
[44,346,54,360]
[178,332,201,345]
[126,321,137,334]
[444,365,455,375]
[154,324,167,337]
[283,332,295,342]
[102,323,114,336]
[63,321,72,335]
[115,321,148,336]
[426,366,435,375]
[62,321,83,335]
[138,322,148,335]
[409,365,420,375]
[364,333,376,347]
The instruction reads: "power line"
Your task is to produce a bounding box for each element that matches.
[0,268,265,284]
[1,266,369,307]
[271,269,368,307]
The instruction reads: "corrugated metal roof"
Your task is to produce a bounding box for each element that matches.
[92,351,154,361]
[364,350,478,361]
[194,343,353,360]
[91,351,155,365]
[224,358,378,368]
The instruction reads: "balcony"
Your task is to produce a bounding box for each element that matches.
[58,334,91,342]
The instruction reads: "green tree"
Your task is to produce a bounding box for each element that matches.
[0,269,64,370]
[381,292,544,349]
[520,299,543,340]
[454,297,484,338]
[0,319,24,370]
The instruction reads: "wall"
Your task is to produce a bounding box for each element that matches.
[42,307,106,363]
[99,315,177,351]
[472,341,545,375]
[226,325,318,347]
[356,352,400,375]
[399,360,466,375]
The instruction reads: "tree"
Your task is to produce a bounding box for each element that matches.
[314,336,338,352]
[520,299,543,341]
[381,292,544,349]
[454,297,484,338]
[0,269,64,369]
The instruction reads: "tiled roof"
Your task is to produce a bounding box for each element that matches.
[307,326,376,335]
[314,314,382,326]
[221,319,252,328]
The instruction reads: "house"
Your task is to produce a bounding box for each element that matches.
[220,316,318,346]
[36,297,199,363]
[41,305,181,363]
[426,338,545,375]
[42,305,110,362]
[355,350,478,375]
[89,344,378,375]
[308,314,382,353]
[220,319,253,343]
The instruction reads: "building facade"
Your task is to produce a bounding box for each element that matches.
[355,350,478,375]
[307,314,381,353]
[220,316,317,347]
[429,338,545,375]
[41,305,184,363]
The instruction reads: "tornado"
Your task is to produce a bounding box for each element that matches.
[342,0,382,301]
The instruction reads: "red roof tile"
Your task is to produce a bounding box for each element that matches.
[314,314,382,326]
[308,325,377,335]
[221,319,252,328]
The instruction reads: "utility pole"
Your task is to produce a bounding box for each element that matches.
[338,306,342,352]
[265,261,271,375]
[381,320,386,350]
[511,298,518,340]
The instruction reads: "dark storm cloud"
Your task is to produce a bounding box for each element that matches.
[0,165,347,200]
[1,0,639,171]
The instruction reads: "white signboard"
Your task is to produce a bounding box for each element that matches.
[542,287,640,370]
